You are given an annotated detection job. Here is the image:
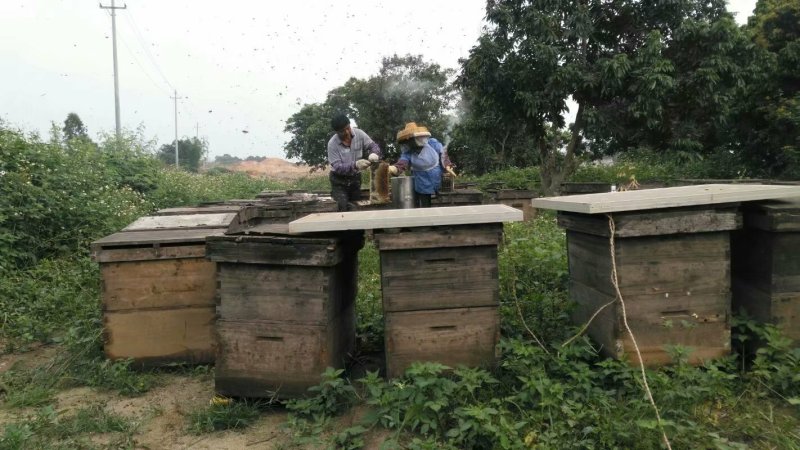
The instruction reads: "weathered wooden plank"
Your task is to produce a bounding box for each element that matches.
[733,229,800,293]
[216,263,344,324]
[92,243,206,263]
[535,184,800,214]
[215,305,355,399]
[568,281,730,367]
[155,205,244,216]
[123,213,237,231]
[104,306,216,366]
[288,205,523,233]
[496,198,537,222]
[101,258,217,310]
[494,190,538,200]
[558,206,741,237]
[374,225,501,251]
[92,229,224,248]
[385,307,499,378]
[381,246,499,312]
[732,279,800,342]
[205,237,343,266]
[568,231,730,297]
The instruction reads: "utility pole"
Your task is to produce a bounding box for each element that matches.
[99,0,126,142]
[171,89,181,168]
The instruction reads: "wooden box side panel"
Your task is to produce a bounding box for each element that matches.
[733,279,800,342]
[93,243,207,263]
[772,233,800,292]
[497,198,537,222]
[101,258,217,311]
[568,231,730,298]
[215,308,354,399]
[380,246,499,312]
[104,307,215,365]
[216,263,338,324]
[206,239,342,266]
[559,207,741,238]
[384,307,499,379]
[374,225,502,251]
[570,281,730,366]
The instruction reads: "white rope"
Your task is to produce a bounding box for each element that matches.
[607,214,672,450]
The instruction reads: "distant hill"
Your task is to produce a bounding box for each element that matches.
[222,158,327,181]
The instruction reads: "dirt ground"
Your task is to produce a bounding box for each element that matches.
[225,158,327,181]
[0,345,393,449]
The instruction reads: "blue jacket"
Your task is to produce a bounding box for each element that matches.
[398,138,444,195]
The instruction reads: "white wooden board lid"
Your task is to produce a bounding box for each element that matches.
[532,184,800,214]
[288,204,523,233]
[123,213,237,231]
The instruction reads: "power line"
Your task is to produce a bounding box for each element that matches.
[123,10,175,91]
[110,14,171,96]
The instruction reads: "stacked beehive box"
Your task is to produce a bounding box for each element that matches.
[207,225,359,398]
[91,212,238,366]
[493,189,538,221]
[432,189,484,206]
[733,199,800,341]
[558,205,740,365]
[374,224,503,378]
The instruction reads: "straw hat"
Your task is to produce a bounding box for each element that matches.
[396,122,431,142]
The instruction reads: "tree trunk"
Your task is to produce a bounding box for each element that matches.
[538,102,585,196]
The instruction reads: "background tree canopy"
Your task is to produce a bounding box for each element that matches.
[157,137,208,173]
[453,0,759,193]
[284,54,456,170]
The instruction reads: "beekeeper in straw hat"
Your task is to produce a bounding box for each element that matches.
[389,122,455,208]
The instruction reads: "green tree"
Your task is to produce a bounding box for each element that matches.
[284,54,455,169]
[733,0,800,178]
[62,113,88,141]
[214,154,243,165]
[458,0,752,193]
[157,137,207,172]
[284,103,337,170]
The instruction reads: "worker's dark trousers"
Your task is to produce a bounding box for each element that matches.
[415,193,432,208]
[330,173,361,212]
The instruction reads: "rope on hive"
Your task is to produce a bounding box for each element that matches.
[560,215,671,448]
[607,214,672,450]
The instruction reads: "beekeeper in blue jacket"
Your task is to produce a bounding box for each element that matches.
[389,122,454,208]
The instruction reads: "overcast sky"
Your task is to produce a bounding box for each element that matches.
[1,0,757,160]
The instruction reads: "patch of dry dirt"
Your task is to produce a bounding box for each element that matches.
[225,158,327,181]
[1,348,395,449]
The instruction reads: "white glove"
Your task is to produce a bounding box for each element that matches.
[388,165,399,175]
[355,159,371,171]
[368,153,379,163]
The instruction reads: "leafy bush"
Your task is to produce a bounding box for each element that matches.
[0,128,149,269]
[147,169,286,210]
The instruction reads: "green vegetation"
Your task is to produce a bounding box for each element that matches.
[187,400,265,434]
[284,215,800,449]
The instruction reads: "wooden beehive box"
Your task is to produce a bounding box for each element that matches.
[432,189,484,206]
[91,212,238,366]
[558,205,741,366]
[733,199,800,341]
[494,190,538,221]
[207,226,359,398]
[374,224,503,378]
